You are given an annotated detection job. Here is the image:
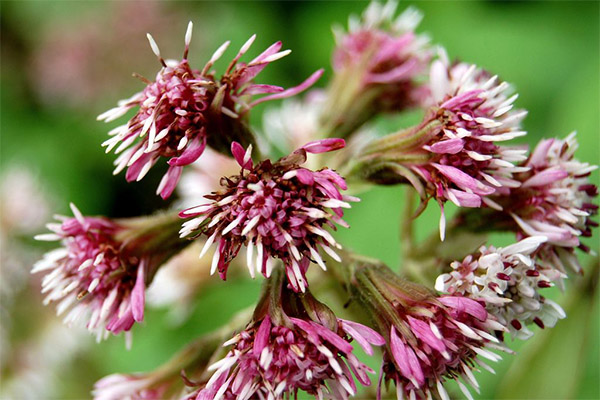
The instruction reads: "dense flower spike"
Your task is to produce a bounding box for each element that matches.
[356,55,528,239]
[33,205,186,340]
[179,139,355,292]
[99,22,323,199]
[192,271,384,400]
[352,263,505,400]
[322,0,430,137]
[419,58,528,238]
[436,237,566,340]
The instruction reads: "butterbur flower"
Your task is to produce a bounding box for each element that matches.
[357,55,528,239]
[507,133,598,274]
[193,269,384,400]
[352,262,505,400]
[180,139,355,292]
[99,22,323,199]
[436,237,566,340]
[33,204,187,340]
[323,0,431,137]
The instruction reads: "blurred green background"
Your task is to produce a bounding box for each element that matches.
[1,1,598,399]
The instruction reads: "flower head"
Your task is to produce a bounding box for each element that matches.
[180,139,355,292]
[193,272,384,400]
[436,237,566,340]
[322,1,431,137]
[353,263,505,400]
[358,56,528,240]
[333,1,430,108]
[420,58,529,236]
[33,205,186,339]
[99,22,323,199]
[507,133,598,274]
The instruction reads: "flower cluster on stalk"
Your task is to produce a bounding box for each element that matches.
[99,22,322,199]
[436,237,566,340]
[191,269,384,400]
[28,2,598,399]
[180,139,355,292]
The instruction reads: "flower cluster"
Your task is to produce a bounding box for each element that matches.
[33,204,146,339]
[353,263,505,400]
[192,272,384,400]
[507,133,598,274]
[322,0,431,137]
[180,139,354,292]
[29,2,598,399]
[436,237,566,340]
[99,22,322,199]
[33,204,185,340]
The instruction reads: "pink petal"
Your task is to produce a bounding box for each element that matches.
[528,139,554,167]
[433,163,495,195]
[390,327,413,380]
[340,319,385,355]
[366,58,419,84]
[302,138,346,154]
[295,168,315,185]
[439,296,488,322]
[522,167,568,188]
[242,84,284,95]
[168,135,206,166]
[231,142,253,169]
[158,165,183,199]
[249,69,324,108]
[428,138,465,154]
[407,316,446,353]
[440,89,483,110]
[131,261,146,322]
[253,315,271,357]
[446,188,481,208]
[125,152,156,182]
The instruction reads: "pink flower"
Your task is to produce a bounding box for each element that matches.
[99,22,323,199]
[332,1,431,110]
[412,57,528,239]
[507,133,598,274]
[353,263,505,400]
[33,204,185,340]
[179,139,355,292]
[436,237,566,340]
[192,278,384,400]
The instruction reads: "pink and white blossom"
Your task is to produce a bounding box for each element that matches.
[33,204,185,341]
[413,56,529,239]
[332,0,431,110]
[353,264,505,400]
[179,139,355,292]
[193,314,383,400]
[99,22,323,199]
[508,133,598,274]
[436,237,566,340]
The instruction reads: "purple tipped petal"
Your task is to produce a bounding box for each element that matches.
[249,69,324,108]
[168,135,206,166]
[231,142,253,169]
[302,138,346,154]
